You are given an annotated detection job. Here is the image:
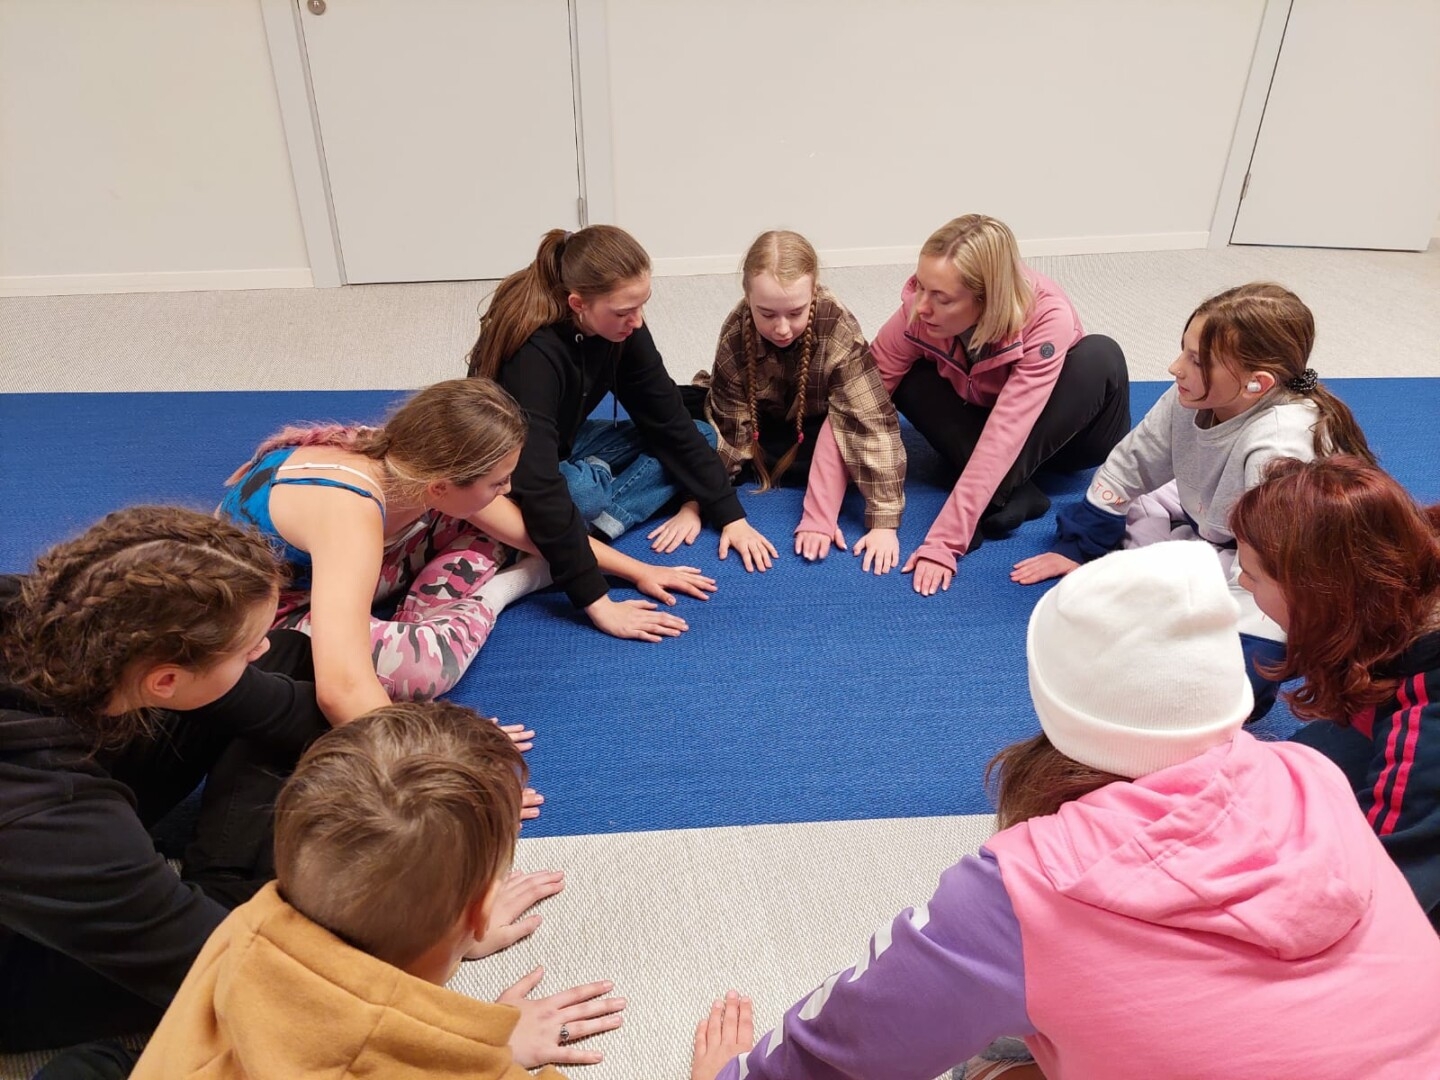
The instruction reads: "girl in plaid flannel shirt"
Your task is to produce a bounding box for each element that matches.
[682,231,907,575]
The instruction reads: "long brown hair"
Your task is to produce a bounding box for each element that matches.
[740,230,820,491]
[274,700,526,968]
[0,506,284,745]
[1230,456,1440,722]
[915,215,1033,350]
[985,733,1126,831]
[228,378,527,503]
[466,225,652,380]
[1188,283,1373,462]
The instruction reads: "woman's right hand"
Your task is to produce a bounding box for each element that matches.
[585,594,689,641]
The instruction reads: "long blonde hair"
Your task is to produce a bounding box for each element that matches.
[229,378,527,504]
[467,226,651,380]
[740,230,820,491]
[917,215,1033,350]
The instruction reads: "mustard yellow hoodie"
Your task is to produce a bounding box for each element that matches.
[132,882,565,1080]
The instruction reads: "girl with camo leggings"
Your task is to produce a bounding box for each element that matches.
[218,378,550,742]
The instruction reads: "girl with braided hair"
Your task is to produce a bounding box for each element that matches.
[0,506,327,1052]
[1013,282,1374,719]
[692,230,907,574]
[467,225,777,644]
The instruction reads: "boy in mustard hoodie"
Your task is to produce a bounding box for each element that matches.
[133,701,625,1079]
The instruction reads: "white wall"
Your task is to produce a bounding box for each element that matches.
[603,0,1267,273]
[0,0,310,295]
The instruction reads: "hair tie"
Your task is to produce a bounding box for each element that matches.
[1286,368,1319,394]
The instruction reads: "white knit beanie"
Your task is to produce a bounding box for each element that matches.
[1026,541,1253,779]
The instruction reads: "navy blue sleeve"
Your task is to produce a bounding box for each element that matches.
[1052,497,1126,562]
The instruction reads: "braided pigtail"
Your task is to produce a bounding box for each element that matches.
[1,507,284,746]
[766,296,818,486]
[743,309,776,491]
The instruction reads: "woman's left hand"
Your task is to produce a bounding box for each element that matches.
[902,552,954,596]
[647,500,703,553]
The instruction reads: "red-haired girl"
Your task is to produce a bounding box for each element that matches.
[1232,455,1440,928]
[696,230,907,574]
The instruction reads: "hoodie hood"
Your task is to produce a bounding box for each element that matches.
[1022,731,1372,960]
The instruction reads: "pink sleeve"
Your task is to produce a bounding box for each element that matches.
[796,418,847,535]
[914,304,1080,571]
[870,295,922,395]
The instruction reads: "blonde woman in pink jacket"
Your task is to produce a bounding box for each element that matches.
[874,216,1130,595]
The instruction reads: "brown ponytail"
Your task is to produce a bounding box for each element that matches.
[467,226,651,380]
[0,506,284,745]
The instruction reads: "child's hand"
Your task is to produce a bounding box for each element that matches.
[464,870,564,959]
[1010,552,1079,585]
[902,552,954,596]
[500,965,626,1068]
[691,990,754,1080]
[632,564,718,606]
[795,527,847,562]
[719,519,778,572]
[852,528,900,575]
[521,787,544,823]
[492,718,535,753]
[586,595,690,641]
[648,500,703,553]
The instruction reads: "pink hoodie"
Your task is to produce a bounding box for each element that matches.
[870,270,1083,569]
[725,732,1440,1080]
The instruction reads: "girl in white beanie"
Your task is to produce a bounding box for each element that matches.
[691,542,1440,1080]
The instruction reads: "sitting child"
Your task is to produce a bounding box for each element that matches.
[132,701,625,1079]
[692,543,1440,1080]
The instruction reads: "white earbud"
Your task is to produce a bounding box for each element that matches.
[1246,379,1262,393]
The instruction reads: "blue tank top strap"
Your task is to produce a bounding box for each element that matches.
[216,447,385,589]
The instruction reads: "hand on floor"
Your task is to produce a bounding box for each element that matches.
[465,870,565,959]
[521,786,544,823]
[691,990,755,1080]
[633,563,718,605]
[1009,552,1079,585]
[648,500,703,553]
[795,527,847,561]
[501,965,627,1068]
[587,595,690,641]
[903,553,954,596]
[493,718,536,752]
[719,519,778,571]
[852,528,899,575]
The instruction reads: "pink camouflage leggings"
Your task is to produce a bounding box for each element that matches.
[273,512,505,701]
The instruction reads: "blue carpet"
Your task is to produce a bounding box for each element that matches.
[3,380,1437,836]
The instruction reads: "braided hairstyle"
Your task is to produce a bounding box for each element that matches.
[741,230,821,492]
[0,506,284,745]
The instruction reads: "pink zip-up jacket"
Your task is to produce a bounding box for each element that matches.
[723,732,1440,1080]
[871,270,1083,570]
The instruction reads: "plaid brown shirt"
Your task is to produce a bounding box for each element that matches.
[706,288,906,527]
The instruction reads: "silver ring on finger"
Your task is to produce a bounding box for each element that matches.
[559,1025,571,1044]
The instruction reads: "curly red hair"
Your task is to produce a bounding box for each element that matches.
[1230,456,1440,722]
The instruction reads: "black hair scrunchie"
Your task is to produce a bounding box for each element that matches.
[1286,368,1319,394]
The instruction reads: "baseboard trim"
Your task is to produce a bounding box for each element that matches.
[651,232,1211,277]
[0,268,315,297]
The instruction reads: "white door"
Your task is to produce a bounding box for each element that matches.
[1231,0,1440,251]
[299,0,581,283]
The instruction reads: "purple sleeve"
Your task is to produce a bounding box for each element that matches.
[720,849,1033,1080]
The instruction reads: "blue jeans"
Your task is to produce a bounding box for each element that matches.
[559,418,717,540]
